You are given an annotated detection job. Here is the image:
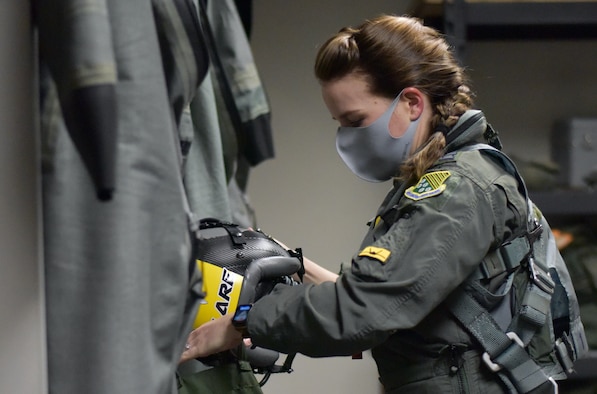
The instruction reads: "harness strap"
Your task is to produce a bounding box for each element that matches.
[473,246,554,347]
[199,218,247,246]
[474,236,530,281]
[460,144,532,225]
[448,144,561,392]
[447,288,555,393]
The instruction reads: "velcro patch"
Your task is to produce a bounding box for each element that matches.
[405,171,451,201]
[358,246,391,263]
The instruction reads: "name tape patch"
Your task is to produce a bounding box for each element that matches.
[358,246,391,263]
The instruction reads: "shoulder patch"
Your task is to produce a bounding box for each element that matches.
[405,171,451,201]
[358,246,391,263]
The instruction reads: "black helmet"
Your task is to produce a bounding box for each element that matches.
[193,218,302,326]
[193,218,303,383]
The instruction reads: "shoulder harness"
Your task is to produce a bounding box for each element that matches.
[445,144,587,393]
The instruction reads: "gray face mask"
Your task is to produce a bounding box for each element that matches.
[335,92,420,182]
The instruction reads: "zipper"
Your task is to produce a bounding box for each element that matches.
[448,344,468,392]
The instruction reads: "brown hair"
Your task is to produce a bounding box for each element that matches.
[314,15,474,183]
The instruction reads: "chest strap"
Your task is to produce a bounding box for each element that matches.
[474,236,530,281]
[448,145,559,393]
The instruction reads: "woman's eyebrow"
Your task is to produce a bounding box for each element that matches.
[335,109,361,122]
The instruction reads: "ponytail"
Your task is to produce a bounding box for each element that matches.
[399,85,474,183]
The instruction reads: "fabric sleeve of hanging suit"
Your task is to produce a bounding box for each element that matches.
[37,0,209,393]
[36,0,119,201]
[37,0,275,392]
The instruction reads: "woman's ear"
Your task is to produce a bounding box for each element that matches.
[401,87,425,120]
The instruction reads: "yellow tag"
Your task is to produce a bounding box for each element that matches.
[374,216,382,228]
[358,246,391,263]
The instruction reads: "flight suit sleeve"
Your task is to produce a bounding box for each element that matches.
[246,167,522,357]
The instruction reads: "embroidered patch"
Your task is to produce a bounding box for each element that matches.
[405,171,451,201]
[358,246,391,263]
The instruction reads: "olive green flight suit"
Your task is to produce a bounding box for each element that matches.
[246,110,529,393]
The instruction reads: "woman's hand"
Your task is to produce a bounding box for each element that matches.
[179,314,243,363]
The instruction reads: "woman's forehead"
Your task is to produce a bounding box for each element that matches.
[321,74,374,111]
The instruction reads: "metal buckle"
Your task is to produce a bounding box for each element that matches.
[482,332,524,372]
[549,376,559,394]
[529,257,555,294]
[482,332,559,393]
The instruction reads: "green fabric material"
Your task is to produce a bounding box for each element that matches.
[40,1,200,393]
[560,226,597,349]
[177,361,262,394]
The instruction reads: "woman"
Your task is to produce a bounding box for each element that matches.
[181,15,571,393]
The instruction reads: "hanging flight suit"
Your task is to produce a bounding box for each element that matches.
[38,0,205,392]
